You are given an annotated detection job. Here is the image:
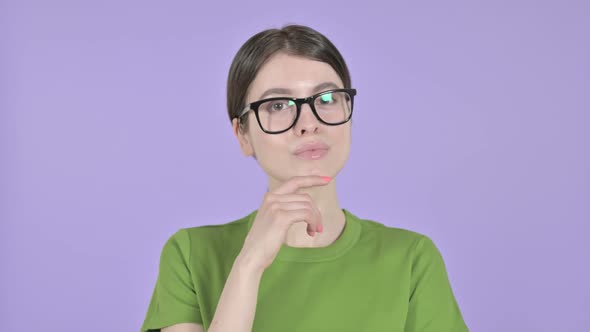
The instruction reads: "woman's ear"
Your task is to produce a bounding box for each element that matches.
[232,118,255,157]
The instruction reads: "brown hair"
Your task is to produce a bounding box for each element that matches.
[226,24,352,133]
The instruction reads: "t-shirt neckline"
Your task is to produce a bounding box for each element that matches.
[245,208,362,262]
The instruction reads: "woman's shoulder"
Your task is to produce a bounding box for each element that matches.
[351,211,430,249]
[165,211,256,256]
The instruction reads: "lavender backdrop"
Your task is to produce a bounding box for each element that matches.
[1,1,588,331]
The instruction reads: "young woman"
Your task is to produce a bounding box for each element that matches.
[141,24,469,332]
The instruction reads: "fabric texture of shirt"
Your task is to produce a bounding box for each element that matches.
[141,208,469,331]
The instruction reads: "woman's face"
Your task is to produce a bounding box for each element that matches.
[232,52,352,183]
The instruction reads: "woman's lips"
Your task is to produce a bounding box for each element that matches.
[294,148,329,160]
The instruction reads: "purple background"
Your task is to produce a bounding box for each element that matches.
[1,1,588,331]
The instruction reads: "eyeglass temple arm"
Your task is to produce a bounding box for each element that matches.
[237,105,251,119]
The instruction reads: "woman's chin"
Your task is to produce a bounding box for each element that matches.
[295,166,328,177]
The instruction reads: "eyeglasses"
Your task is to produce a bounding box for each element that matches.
[236,88,357,134]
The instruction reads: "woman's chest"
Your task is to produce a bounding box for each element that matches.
[252,260,411,331]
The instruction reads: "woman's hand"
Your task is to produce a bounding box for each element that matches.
[238,175,332,272]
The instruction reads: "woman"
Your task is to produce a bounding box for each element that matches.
[141,24,469,332]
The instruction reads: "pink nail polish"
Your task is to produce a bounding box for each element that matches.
[317,224,323,233]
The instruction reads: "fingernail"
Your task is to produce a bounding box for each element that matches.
[317,224,323,233]
[322,176,332,182]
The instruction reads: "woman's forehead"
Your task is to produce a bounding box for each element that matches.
[255,81,341,100]
[248,54,343,100]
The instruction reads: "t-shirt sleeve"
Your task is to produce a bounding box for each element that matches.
[404,235,469,332]
[141,229,203,332]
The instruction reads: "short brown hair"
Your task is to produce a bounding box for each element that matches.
[226,24,352,133]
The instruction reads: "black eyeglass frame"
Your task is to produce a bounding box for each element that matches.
[236,88,357,134]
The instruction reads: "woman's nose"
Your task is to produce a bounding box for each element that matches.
[294,103,320,135]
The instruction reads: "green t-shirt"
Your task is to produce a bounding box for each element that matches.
[141,208,469,332]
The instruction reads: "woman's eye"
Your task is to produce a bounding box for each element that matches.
[320,93,335,104]
[271,103,286,111]
[267,100,294,112]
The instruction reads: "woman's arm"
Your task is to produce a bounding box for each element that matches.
[162,322,204,332]
[207,253,265,332]
[404,236,469,331]
[160,253,263,332]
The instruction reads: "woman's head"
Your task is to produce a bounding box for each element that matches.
[228,24,355,184]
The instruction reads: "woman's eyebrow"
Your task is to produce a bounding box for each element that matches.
[257,81,340,99]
